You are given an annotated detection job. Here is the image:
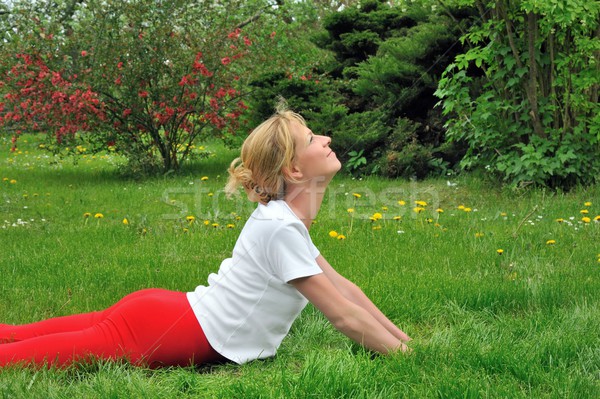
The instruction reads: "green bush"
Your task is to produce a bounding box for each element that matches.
[436,0,600,189]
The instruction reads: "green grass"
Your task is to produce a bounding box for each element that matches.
[1,135,599,398]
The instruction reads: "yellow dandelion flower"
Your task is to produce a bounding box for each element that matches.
[555,218,564,223]
[204,220,210,226]
[372,212,383,220]
[382,206,388,211]
[436,208,444,213]
[582,217,591,223]
[546,239,556,245]
[329,230,339,238]
[352,193,362,199]
[10,179,17,184]
[208,192,214,197]
[496,249,504,255]
[2,177,8,182]
[212,223,219,228]
[475,232,484,238]
[347,208,355,213]
[337,234,346,240]
[594,215,600,221]
[398,200,406,206]
[372,225,382,230]
[580,209,589,214]
[457,205,465,210]
[393,216,402,221]
[186,216,195,223]
[584,202,592,207]
[83,212,92,218]
[201,176,209,181]
[415,200,427,207]
[183,228,189,233]
[463,207,472,212]
[413,207,425,214]
[500,212,507,217]
[226,224,235,229]
[122,218,129,225]
[94,213,104,219]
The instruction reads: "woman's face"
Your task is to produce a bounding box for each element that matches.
[290,121,342,182]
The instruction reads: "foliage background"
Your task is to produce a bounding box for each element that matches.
[2,0,598,189]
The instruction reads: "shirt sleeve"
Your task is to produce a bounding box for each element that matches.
[267,222,323,283]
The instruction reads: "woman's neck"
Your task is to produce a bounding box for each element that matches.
[284,183,327,230]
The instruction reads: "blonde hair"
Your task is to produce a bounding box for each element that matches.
[225,103,306,203]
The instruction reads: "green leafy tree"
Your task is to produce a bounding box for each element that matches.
[435,0,600,188]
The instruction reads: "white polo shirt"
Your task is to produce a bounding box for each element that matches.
[187,200,322,364]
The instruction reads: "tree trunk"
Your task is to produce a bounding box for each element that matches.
[526,12,545,138]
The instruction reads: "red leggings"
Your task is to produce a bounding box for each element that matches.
[0,288,223,368]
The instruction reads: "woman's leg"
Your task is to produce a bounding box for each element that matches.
[0,289,169,343]
[0,289,222,368]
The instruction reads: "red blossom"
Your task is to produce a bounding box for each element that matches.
[81,50,88,57]
[227,28,241,39]
[221,57,231,66]
[138,90,149,98]
[243,37,252,46]
[215,87,227,98]
[179,75,190,86]
[193,61,213,77]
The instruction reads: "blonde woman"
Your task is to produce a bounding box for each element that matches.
[1,105,410,368]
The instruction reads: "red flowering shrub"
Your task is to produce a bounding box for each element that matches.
[0,0,264,174]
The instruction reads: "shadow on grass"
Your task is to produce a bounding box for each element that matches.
[18,144,240,187]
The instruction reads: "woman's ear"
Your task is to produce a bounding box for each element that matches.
[283,163,303,181]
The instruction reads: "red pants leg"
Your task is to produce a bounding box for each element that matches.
[0,289,222,368]
[0,289,167,342]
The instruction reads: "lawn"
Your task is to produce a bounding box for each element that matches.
[1,135,599,398]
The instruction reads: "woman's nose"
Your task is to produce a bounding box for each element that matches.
[321,135,331,146]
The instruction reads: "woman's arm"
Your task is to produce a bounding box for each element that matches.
[315,255,411,343]
[290,273,409,354]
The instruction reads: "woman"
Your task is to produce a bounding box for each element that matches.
[0,105,410,368]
